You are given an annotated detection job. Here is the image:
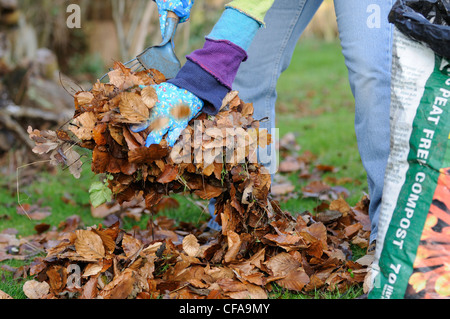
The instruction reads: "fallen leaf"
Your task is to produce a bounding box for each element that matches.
[0,289,12,299]
[83,263,103,278]
[23,280,50,299]
[74,230,106,261]
[183,234,200,257]
[27,127,60,155]
[23,63,372,299]
[119,92,150,124]
[75,91,94,106]
[194,184,225,200]
[99,268,137,299]
[34,223,50,234]
[69,112,97,140]
[277,267,310,292]
[271,182,295,196]
[122,233,142,258]
[141,86,158,108]
[279,156,304,173]
[108,62,140,90]
[344,223,363,239]
[46,265,67,293]
[157,165,179,184]
[265,253,300,277]
[128,145,170,164]
[329,198,352,215]
[302,180,330,198]
[226,283,268,299]
[80,276,99,299]
[315,210,342,223]
[224,231,241,263]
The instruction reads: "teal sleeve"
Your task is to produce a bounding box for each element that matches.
[207,7,260,51]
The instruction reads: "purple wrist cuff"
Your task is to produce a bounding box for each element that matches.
[186,38,248,90]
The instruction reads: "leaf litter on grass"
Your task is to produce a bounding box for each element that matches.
[1,62,373,299]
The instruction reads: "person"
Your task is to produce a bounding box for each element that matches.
[132,0,394,254]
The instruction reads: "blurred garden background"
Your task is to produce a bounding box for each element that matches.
[0,0,366,299]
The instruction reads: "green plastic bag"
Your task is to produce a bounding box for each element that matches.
[368,0,450,299]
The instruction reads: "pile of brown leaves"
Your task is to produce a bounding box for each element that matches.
[19,63,371,299]
[13,195,370,300]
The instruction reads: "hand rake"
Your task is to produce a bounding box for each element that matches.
[99,11,181,82]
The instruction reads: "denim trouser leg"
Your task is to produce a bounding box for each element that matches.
[207,0,323,231]
[233,0,324,132]
[208,1,393,244]
[334,0,393,243]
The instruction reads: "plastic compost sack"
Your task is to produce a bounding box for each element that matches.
[369,0,450,299]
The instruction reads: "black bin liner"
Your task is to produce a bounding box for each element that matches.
[389,0,450,59]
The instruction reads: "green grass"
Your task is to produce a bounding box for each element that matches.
[274,39,367,215]
[1,160,100,237]
[0,260,32,299]
[0,38,367,299]
[272,39,366,298]
[270,284,363,300]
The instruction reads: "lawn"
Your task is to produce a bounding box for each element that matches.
[0,38,367,299]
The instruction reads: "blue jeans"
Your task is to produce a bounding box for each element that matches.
[208,0,394,244]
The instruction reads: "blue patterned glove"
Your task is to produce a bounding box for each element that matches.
[155,0,194,36]
[130,82,203,147]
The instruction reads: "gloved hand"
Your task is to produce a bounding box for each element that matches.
[155,0,194,36]
[133,3,272,148]
[130,82,203,147]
